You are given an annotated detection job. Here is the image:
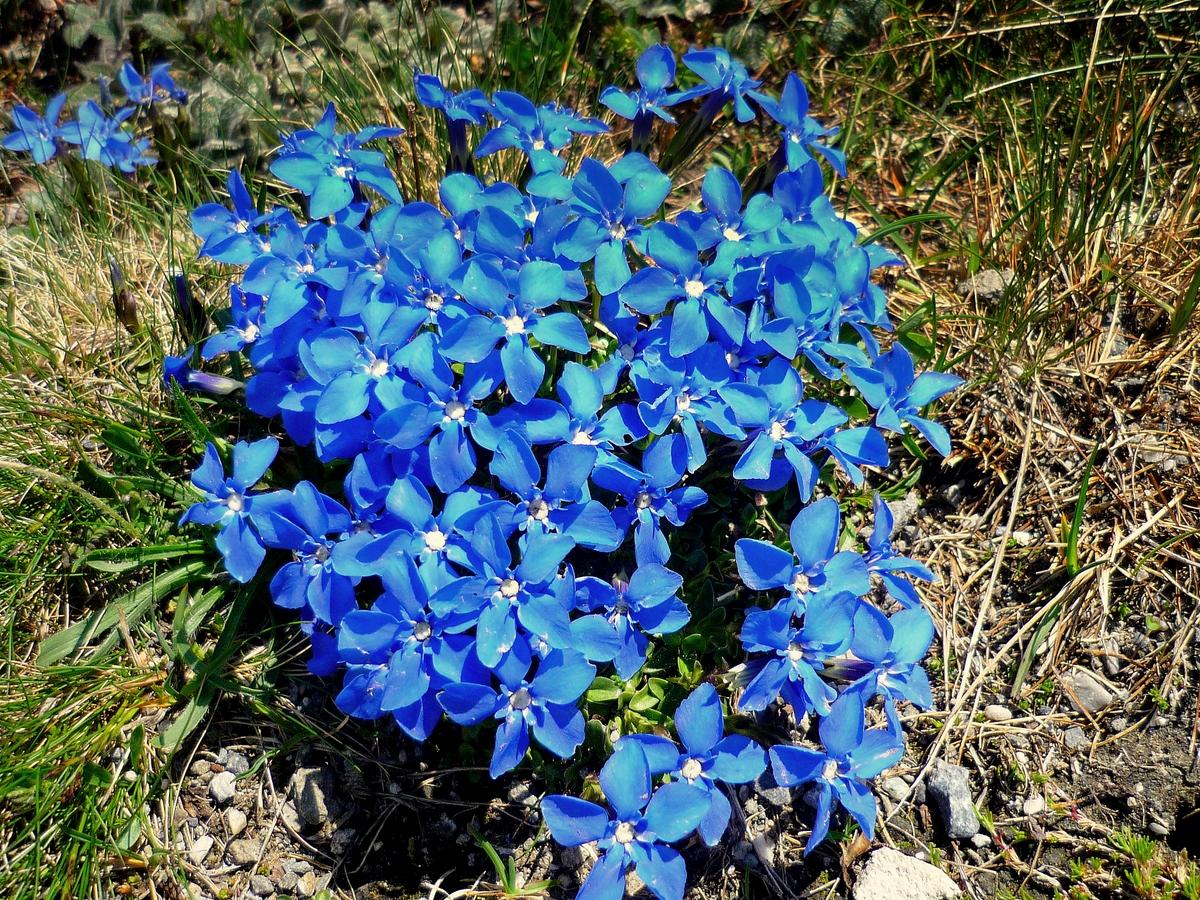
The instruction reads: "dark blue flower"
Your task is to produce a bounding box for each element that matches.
[191,170,282,266]
[541,740,711,900]
[60,101,155,172]
[575,563,689,679]
[439,644,595,777]
[620,683,766,845]
[1,94,67,164]
[758,72,846,177]
[670,47,771,124]
[476,92,608,175]
[769,690,903,854]
[118,61,188,105]
[847,342,964,457]
[865,492,935,607]
[164,352,244,395]
[844,604,936,721]
[414,69,491,174]
[178,438,280,582]
[600,45,680,154]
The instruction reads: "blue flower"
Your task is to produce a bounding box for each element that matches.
[758,73,846,177]
[201,285,265,359]
[118,61,188,105]
[575,563,690,679]
[769,690,903,854]
[489,432,622,551]
[1,94,67,164]
[671,47,771,124]
[591,434,708,566]
[178,438,280,582]
[430,513,576,668]
[847,342,964,457]
[439,644,595,777]
[600,45,680,154]
[191,170,281,266]
[270,103,404,218]
[439,257,591,404]
[720,358,890,497]
[541,740,711,900]
[476,92,608,175]
[845,604,936,723]
[734,497,870,615]
[736,589,857,716]
[620,683,767,845]
[865,492,935,607]
[414,70,490,174]
[59,101,155,172]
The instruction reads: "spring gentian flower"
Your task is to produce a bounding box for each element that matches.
[541,740,710,900]
[270,103,404,218]
[864,492,934,607]
[178,438,279,582]
[574,563,690,679]
[591,434,708,566]
[476,92,608,175]
[844,604,936,726]
[621,683,767,845]
[600,45,680,154]
[118,61,188,104]
[439,645,595,777]
[769,690,903,854]
[413,70,490,174]
[737,589,857,716]
[758,73,846,177]
[847,343,963,457]
[734,496,870,615]
[1,94,67,164]
[202,285,264,359]
[191,170,280,265]
[60,102,152,171]
[164,353,244,395]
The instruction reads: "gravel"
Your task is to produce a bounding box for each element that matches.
[188,834,214,866]
[226,808,248,836]
[853,847,963,900]
[226,839,260,867]
[955,268,1015,303]
[1062,667,1116,714]
[753,769,793,807]
[249,874,275,896]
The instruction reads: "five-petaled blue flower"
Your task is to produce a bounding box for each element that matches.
[1,94,67,164]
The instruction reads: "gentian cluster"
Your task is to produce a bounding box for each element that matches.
[0,61,182,172]
[172,46,962,895]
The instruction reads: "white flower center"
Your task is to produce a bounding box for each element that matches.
[787,641,805,662]
[571,430,596,445]
[240,323,260,343]
[444,400,467,421]
[725,350,742,369]
[614,822,637,844]
[509,687,532,710]
[424,291,444,311]
[684,279,706,299]
[369,358,390,378]
[424,529,447,551]
[681,758,704,781]
[503,314,526,335]
[413,621,433,641]
[234,221,249,233]
[791,572,811,594]
[790,133,802,144]
[297,262,315,275]
[500,578,521,598]
[313,545,330,563]
[676,393,693,413]
[333,164,354,178]
[722,227,743,242]
[634,491,653,510]
[822,759,839,781]
[528,498,550,521]
[532,139,546,151]
[770,421,788,441]
[225,493,244,513]
[618,342,636,361]
[609,223,627,241]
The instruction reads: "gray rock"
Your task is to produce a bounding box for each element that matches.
[507,782,538,807]
[280,800,303,833]
[278,872,299,891]
[1063,726,1087,750]
[225,839,259,867]
[882,777,910,802]
[292,766,339,827]
[331,826,358,855]
[970,833,991,849]
[887,492,921,532]
[188,834,214,866]
[209,771,238,806]
[216,748,251,776]
[983,705,1013,722]
[753,769,793,808]
[926,760,978,840]
[287,859,313,874]
[295,872,317,898]
[1023,795,1046,816]
[249,874,275,896]
[1062,668,1115,714]
[226,808,247,836]
[1109,716,1129,734]
[955,268,1015,303]
[853,847,962,900]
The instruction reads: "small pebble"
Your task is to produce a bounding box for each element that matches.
[278,872,299,891]
[1023,795,1046,816]
[209,771,237,806]
[218,749,251,776]
[250,874,275,896]
[225,839,259,867]
[190,760,212,777]
[331,827,357,855]
[287,859,313,875]
[882,777,910,802]
[1149,821,1170,836]
[226,808,248,836]
[971,833,991,849]
[296,872,317,898]
[1063,726,1087,750]
[984,705,1013,722]
[188,834,214,866]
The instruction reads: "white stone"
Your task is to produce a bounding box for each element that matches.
[853,847,962,900]
[209,771,237,806]
[1023,795,1046,816]
[226,808,248,836]
[984,705,1013,721]
[188,834,214,866]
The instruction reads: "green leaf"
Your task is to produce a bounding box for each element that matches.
[38,561,209,665]
[858,212,953,247]
[628,686,658,712]
[1171,264,1200,338]
[170,383,224,455]
[586,676,622,703]
[153,684,214,751]
[80,541,208,573]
